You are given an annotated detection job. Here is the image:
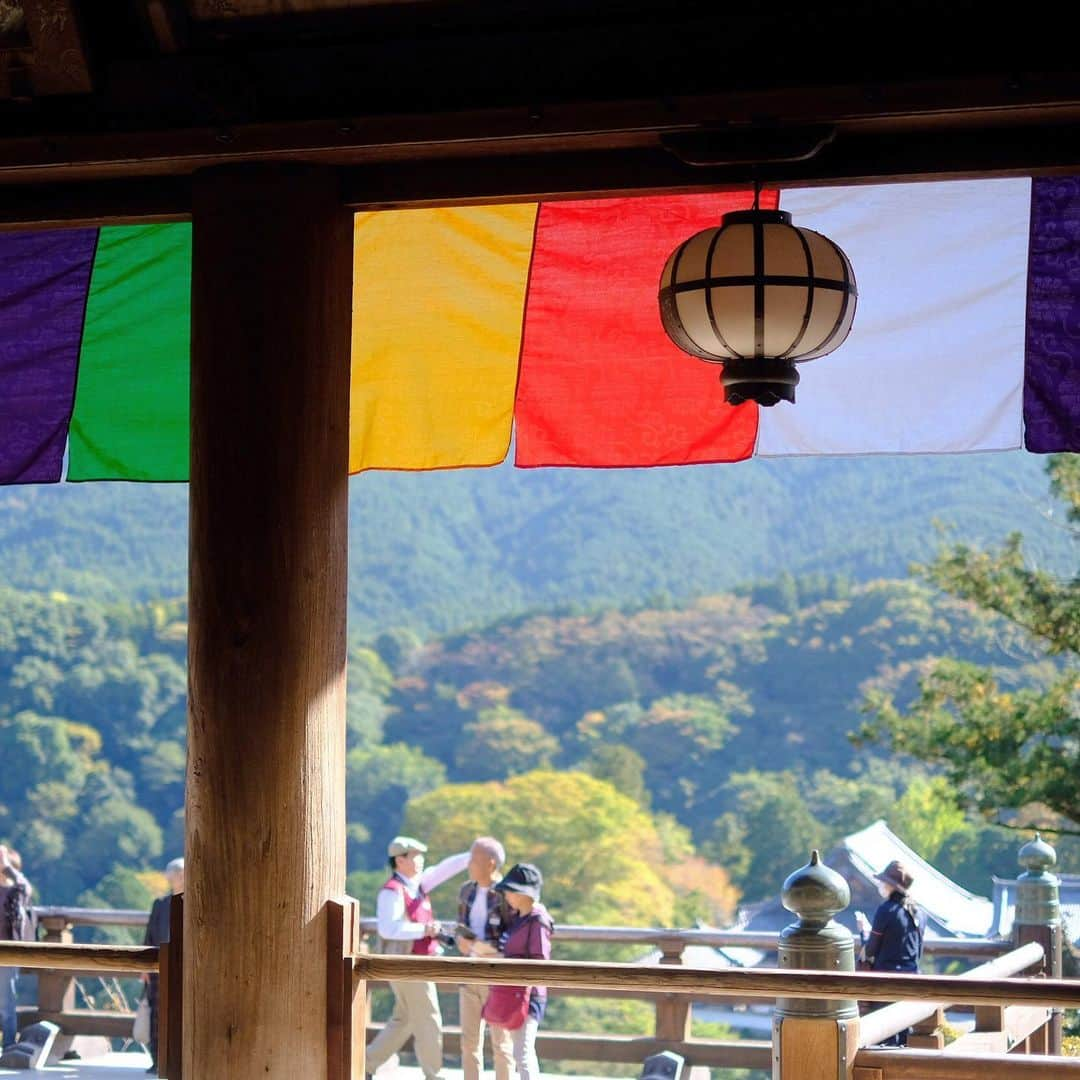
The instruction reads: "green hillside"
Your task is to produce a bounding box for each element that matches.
[0,451,1070,635]
[2,572,1073,916]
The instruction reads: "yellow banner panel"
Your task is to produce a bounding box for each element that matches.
[350,204,539,472]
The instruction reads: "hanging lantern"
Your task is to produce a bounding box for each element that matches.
[659,206,857,406]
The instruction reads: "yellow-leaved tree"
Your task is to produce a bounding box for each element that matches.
[403,769,739,1043]
[404,768,737,932]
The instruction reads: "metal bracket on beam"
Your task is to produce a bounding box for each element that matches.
[662,126,836,166]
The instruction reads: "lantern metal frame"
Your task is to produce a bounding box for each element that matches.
[659,205,858,406]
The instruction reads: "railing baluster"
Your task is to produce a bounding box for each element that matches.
[36,914,77,1063]
[653,935,691,1043]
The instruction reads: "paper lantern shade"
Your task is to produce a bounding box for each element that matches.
[659,209,857,405]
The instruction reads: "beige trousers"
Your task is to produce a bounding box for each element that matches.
[459,983,515,1080]
[366,979,443,1080]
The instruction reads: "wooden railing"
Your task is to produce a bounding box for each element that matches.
[2,900,1077,1080]
[15,904,1013,1065]
[857,940,1048,1049]
[352,952,1080,1079]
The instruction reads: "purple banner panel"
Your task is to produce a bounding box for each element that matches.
[0,229,98,483]
[1024,177,1080,452]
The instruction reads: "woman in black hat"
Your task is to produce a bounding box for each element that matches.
[856,859,927,1045]
[482,863,554,1080]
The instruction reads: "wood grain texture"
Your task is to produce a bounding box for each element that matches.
[21,0,91,93]
[777,1016,852,1080]
[1016,922,1064,1054]
[0,941,157,972]
[163,894,184,1079]
[856,1047,1080,1077]
[36,917,76,1016]
[187,165,351,1080]
[327,898,362,1080]
[353,950,1080,1008]
[159,940,174,1075]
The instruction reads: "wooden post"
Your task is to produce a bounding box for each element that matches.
[187,165,351,1080]
[36,915,76,1062]
[1013,834,1063,1056]
[159,893,184,1079]
[773,851,859,1080]
[327,898,364,1080]
[907,1006,945,1050]
[654,937,691,1043]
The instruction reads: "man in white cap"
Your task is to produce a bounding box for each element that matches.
[366,836,470,1080]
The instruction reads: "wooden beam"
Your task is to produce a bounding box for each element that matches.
[21,0,91,94]
[855,1048,1080,1078]
[0,177,191,231]
[342,124,1080,209]
[4,120,1080,230]
[0,941,157,973]
[0,71,1078,183]
[187,164,351,1080]
[355,947,1080,1008]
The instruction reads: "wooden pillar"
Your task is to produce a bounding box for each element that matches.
[160,893,185,1079]
[187,165,351,1080]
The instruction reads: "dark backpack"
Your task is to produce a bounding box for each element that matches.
[2,883,35,942]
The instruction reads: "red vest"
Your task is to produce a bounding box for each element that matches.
[383,876,438,956]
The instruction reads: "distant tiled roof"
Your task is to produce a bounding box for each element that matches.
[991,874,1080,945]
[840,820,995,938]
[730,820,996,958]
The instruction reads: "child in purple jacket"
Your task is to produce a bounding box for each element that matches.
[490,864,553,1080]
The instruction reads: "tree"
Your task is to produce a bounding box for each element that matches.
[346,647,393,749]
[705,770,825,902]
[404,770,738,930]
[859,455,1080,831]
[456,705,560,780]
[582,744,651,808]
[346,743,446,869]
[581,693,744,820]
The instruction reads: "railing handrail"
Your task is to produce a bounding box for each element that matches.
[0,940,158,974]
[858,940,1044,1047]
[856,1048,1080,1077]
[355,952,1080,1008]
[33,905,149,928]
[30,905,1012,959]
[357,918,1006,955]
[5,938,1065,1006]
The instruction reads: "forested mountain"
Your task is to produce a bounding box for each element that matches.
[2,574,1072,921]
[0,449,1075,935]
[0,451,1070,636]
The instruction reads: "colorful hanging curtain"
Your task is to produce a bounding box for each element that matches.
[1,176,1077,486]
